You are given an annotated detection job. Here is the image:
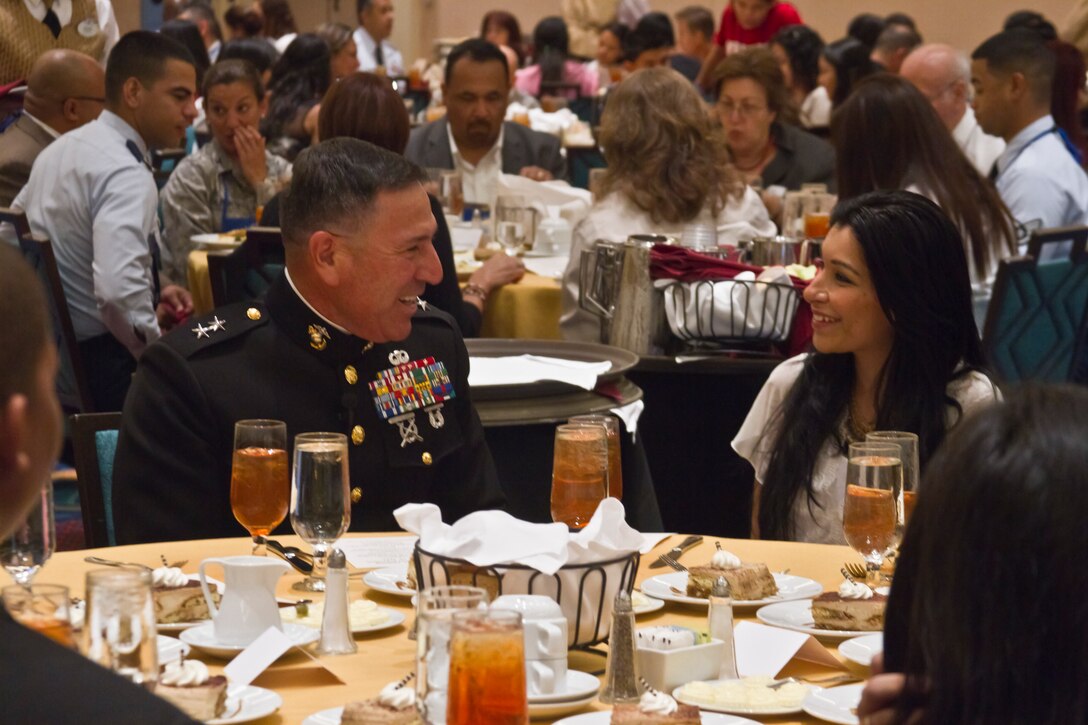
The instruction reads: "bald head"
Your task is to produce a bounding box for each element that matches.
[24,50,106,133]
[900,43,970,130]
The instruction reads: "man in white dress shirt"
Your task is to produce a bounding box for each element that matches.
[11,31,197,412]
[971,29,1088,248]
[178,2,222,63]
[353,0,403,76]
[901,43,1005,177]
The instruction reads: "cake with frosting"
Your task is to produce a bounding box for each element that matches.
[811,579,887,631]
[611,690,700,724]
[684,549,778,600]
[340,679,422,724]
[155,659,228,720]
[152,566,219,624]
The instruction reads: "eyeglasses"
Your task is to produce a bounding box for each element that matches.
[717,100,769,118]
[69,96,106,104]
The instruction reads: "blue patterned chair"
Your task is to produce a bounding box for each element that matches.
[70,412,123,548]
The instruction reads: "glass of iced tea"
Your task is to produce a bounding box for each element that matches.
[550,424,608,530]
[568,414,623,501]
[843,442,902,586]
[866,431,920,529]
[446,609,528,725]
[416,585,490,725]
[2,583,74,648]
[231,419,289,556]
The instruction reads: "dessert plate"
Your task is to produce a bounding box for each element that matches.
[631,590,665,616]
[554,711,762,724]
[157,576,224,632]
[640,572,823,607]
[756,601,878,640]
[528,669,600,704]
[208,685,283,724]
[156,634,190,665]
[838,633,884,668]
[801,683,864,725]
[362,566,413,597]
[301,707,343,725]
[279,603,406,634]
[528,692,596,719]
[179,622,320,658]
[673,679,822,716]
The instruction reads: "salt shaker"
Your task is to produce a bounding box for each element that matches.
[316,549,357,655]
[599,590,643,704]
[708,576,738,679]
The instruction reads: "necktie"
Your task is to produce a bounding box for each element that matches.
[375,42,384,68]
[42,0,61,38]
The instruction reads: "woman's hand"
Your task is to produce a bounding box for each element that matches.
[472,252,526,290]
[233,125,268,189]
[857,654,924,725]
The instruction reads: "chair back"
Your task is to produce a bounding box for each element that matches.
[70,412,123,548]
[152,147,186,189]
[0,206,94,412]
[207,226,285,308]
[982,225,1088,383]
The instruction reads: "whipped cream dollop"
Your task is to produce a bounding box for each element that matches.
[838,579,874,600]
[379,680,416,710]
[152,566,189,588]
[711,549,741,568]
[160,659,210,686]
[639,690,678,715]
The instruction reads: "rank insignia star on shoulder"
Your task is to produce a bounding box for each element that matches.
[192,323,210,339]
[416,297,428,311]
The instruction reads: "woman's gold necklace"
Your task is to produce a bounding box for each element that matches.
[847,396,875,442]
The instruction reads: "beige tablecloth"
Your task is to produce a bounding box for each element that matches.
[44,534,865,724]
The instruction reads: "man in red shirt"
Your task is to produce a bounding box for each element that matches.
[696,0,802,89]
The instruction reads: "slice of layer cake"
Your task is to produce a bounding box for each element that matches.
[611,691,700,724]
[152,566,219,624]
[811,580,887,631]
[684,549,777,600]
[155,660,227,720]
[341,678,422,725]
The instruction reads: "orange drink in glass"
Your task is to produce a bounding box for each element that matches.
[843,442,902,586]
[550,424,608,530]
[446,609,528,725]
[568,414,623,501]
[231,419,289,555]
[2,584,75,648]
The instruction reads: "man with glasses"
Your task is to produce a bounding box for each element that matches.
[900,43,1005,176]
[0,49,104,206]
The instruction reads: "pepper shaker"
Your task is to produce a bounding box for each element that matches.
[599,589,643,704]
[315,549,357,655]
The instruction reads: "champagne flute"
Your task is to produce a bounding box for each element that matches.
[866,431,920,527]
[0,478,55,586]
[550,423,608,530]
[231,419,289,556]
[842,442,902,587]
[290,432,350,592]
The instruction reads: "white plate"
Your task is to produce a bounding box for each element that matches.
[191,233,243,250]
[802,683,864,725]
[157,634,190,665]
[838,633,884,668]
[363,566,414,597]
[208,685,283,724]
[673,679,822,716]
[755,600,881,640]
[156,576,224,632]
[301,707,342,725]
[632,592,665,616]
[640,572,823,607]
[554,711,762,725]
[179,622,320,658]
[530,692,596,719]
[279,603,406,634]
[529,669,600,704]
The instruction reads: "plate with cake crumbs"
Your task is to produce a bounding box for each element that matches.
[301,707,342,725]
[837,633,884,668]
[279,599,405,634]
[553,711,762,724]
[640,572,823,607]
[631,590,665,615]
[207,685,282,724]
[362,566,414,597]
[755,601,879,640]
[674,676,821,716]
[801,683,864,725]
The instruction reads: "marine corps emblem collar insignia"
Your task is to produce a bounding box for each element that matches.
[308,324,330,351]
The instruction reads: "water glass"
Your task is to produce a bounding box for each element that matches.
[0,477,55,586]
[82,569,158,688]
[416,585,490,725]
[842,442,902,586]
[568,414,623,501]
[550,424,608,530]
[446,609,528,725]
[867,431,920,527]
[231,419,289,556]
[290,432,350,592]
[2,583,74,648]
[495,194,537,255]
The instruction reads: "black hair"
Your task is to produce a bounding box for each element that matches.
[443,38,509,87]
[105,30,195,105]
[178,2,222,41]
[822,36,880,107]
[281,138,426,248]
[872,24,921,56]
[1003,10,1058,41]
[972,29,1056,105]
[218,38,279,75]
[757,190,985,540]
[531,16,570,86]
[202,58,264,100]
[846,13,884,49]
[636,12,675,49]
[772,24,824,95]
[160,19,210,91]
[884,384,1088,723]
[262,34,331,140]
[883,12,916,31]
[675,6,715,40]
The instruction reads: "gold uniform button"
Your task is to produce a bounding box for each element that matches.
[351,487,362,504]
[344,365,358,385]
[421,452,433,465]
[246,307,261,320]
[351,425,365,445]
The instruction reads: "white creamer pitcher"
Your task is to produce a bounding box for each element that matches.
[199,555,288,646]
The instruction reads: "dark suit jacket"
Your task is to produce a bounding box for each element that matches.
[0,113,53,207]
[762,122,836,192]
[405,118,567,181]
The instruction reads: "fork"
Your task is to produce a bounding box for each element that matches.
[843,561,867,580]
[769,673,862,689]
[658,554,688,572]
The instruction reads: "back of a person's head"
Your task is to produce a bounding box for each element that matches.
[635,12,675,49]
[846,13,884,49]
[531,16,570,57]
[219,38,279,75]
[972,29,1056,106]
[675,6,714,41]
[316,22,354,55]
[260,0,297,38]
[714,46,791,117]
[105,30,195,105]
[444,38,508,86]
[873,24,921,56]
[1003,10,1058,40]
[179,2,221,40]
[883,11,917,31]
[224,5,264,37]
[317,72,409,153]
[886,383,1088,722]
[823,36,880,105]
[772,24,824,94]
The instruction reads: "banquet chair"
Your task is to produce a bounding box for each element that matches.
[0,207,94,413]
[207,226,285,307]
[70,411,123,548]
[982,225,1088,383]
[151,147,186,189]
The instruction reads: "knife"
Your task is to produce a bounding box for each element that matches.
[648,535,703,568]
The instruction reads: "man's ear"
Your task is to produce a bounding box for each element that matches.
[121,76,144,110]
[1006,71,1028,101]
[61,97,81,123]
[308,230,341,286]
[0,394,30,476]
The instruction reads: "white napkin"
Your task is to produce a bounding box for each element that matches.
[468,354,611,390]
[610,400,645,437]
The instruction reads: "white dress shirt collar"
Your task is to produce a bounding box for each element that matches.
[996,114,1055,176]
[284,267,349,334]
[22,110,60,140]
[446,122,503,205]
[22,0,72,26]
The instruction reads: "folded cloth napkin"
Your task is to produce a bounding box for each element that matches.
[468,354,611,390]
[394,500,649,575]
[656,267,800,341]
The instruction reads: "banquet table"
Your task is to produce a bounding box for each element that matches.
[43,534,870,725]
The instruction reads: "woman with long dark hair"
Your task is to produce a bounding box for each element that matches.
[858,384,1088,723]
[515,16,598,99]
[734,191,999,542]
[480,10,526,65]
[262,34,331,160]
[818,36,879,107]
[770,24,829,128]
[833,74,1017,326]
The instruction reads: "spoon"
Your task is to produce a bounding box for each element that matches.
[83,556,152,571]
[259,538,315,574]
